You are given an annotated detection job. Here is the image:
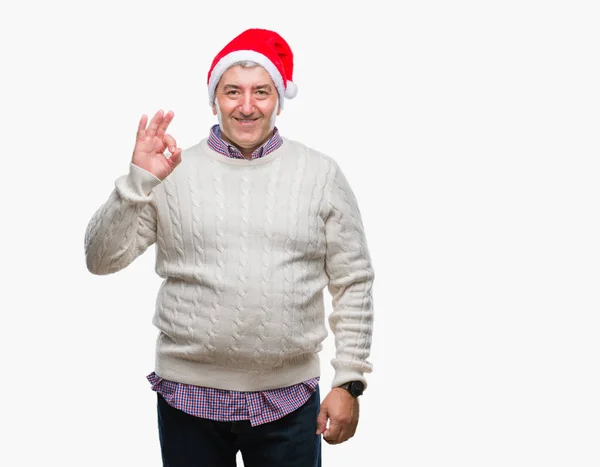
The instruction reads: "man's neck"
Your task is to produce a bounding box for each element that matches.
[220,130,274,160]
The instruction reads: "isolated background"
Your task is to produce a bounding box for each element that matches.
[1,0,599,465]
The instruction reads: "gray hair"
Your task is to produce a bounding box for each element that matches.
[231,60,260,68]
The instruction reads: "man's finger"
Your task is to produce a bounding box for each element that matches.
[146,109,164,137]
[324,422,342,444]
[316,406,328,435]
[168,148,182,167]
[156,110,174,138]
[338,426,353,443]
[163,134,177,153]
[137,114,148,140]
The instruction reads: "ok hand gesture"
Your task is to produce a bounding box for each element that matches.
[132,109,182,180]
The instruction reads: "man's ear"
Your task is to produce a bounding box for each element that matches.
[212,102,218,116]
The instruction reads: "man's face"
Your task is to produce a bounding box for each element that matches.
[212,65,280,152]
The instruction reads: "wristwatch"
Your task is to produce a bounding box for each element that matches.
[338,380,365,398]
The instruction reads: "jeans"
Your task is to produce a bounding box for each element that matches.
[157,385,322,467]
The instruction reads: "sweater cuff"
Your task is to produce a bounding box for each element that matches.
[115,163,162,201]
[331,365,370,390]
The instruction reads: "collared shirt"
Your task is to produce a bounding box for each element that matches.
[147,372,319,426]
[207,124,283,159]
[148,124,319,426]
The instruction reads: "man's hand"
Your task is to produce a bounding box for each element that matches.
[132,109,182,180]
[316,387,360,445]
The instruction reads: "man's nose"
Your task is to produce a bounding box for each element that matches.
[239,92,255,115]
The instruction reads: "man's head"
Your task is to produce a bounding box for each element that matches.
[212,61,280,152]
[206,29,297,151]
[207,29,297,108]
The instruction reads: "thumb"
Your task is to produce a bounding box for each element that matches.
[316,404,328,435]
[168,148,182,167]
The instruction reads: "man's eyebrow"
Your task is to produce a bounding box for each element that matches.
[222,84,273,90]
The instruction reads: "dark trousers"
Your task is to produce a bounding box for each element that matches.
[157,386,322,467]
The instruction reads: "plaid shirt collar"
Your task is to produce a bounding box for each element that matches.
[208,124,283,160]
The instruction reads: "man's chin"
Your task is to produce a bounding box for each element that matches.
[231,130,266,145]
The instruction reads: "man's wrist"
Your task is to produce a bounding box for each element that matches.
[337,380,365,398]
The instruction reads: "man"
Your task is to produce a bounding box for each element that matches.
[85,28,375,466]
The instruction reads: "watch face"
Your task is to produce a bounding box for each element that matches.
[350,381,364,396]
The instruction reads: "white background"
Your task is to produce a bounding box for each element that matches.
[1,0,599,465]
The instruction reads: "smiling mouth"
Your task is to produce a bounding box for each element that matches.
[234,117,260,124]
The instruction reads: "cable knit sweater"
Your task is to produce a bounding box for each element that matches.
[84,137,375,392]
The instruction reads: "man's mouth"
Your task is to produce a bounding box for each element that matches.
[234,117,260,124]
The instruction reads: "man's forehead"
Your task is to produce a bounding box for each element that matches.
[223,64,270,76]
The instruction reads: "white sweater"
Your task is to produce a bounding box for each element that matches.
[85,137,375,391]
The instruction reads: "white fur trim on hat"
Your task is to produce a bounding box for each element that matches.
[208,50,286,107]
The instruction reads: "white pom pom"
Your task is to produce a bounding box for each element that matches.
[284,81,298,99]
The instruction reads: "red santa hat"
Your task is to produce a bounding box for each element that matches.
[207,28,297,108]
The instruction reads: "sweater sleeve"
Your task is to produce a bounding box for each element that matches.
[324,162,375,389]
[84,163,162,275]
